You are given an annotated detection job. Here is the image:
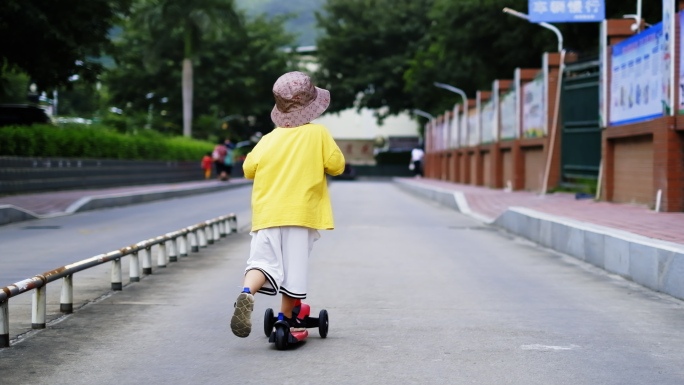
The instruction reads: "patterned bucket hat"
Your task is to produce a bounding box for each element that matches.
[271,71,330,128]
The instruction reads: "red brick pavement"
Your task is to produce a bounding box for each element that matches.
[0,180,246,216]
[404,178,684,245]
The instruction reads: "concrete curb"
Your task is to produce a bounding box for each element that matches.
[394,178,684,301]
[0,180,252,227]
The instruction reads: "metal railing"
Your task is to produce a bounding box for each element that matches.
[0,214,238,348]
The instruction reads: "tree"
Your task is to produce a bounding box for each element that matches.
[0,0,130,97]
[314,0,434,121]
[105,7,295,139]
[132,0,241,137]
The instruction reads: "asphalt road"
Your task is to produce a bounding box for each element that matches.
[1,181,684,384]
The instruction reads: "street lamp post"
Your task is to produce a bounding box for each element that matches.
[503,8,564,52]
[412,109,434,120]
[433,82,468,105]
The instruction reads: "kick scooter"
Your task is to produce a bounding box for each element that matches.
[264,299,328,350]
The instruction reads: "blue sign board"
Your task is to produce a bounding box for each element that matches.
[528,0,605,23]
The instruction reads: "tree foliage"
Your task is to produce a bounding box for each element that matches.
[105,5,295,139]
[314,0,434,120]
[315,0,664,119]
[0,0,130,95]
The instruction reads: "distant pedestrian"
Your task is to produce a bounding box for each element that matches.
[201,152,213,179]
[230,71,345,338]
[411,146,424,177]
[212,139,228,181]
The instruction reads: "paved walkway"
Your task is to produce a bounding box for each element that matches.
[0,179,249,216]
[401,178,684,245]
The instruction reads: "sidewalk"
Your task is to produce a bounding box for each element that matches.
[395,177,684,301]
[0,179,252,226]
[405,178,684,245]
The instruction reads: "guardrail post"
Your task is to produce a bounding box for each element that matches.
[60,275,73,313]
[229,217,238,233]
[168,239,178,262]
[32,285,46,329]
[179,234,188,257]
[206,225,214,245]
[130,252,140,282]
[212,223,220,242]
[1,301,9,347]
[219,221,226,237]
[157,242,167,268]
[198,229,207,248]
[141,247,152,275]
[191,231,200,252]
[111,259,122,290]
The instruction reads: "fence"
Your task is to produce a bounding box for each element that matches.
[0,213,238,348]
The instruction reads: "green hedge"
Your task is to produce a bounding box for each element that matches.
[0,124,214,161]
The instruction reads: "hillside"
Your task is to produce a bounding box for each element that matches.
[235,0,325,46]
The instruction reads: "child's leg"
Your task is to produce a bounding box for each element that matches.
[204,169,210,179]
[243,269,266,295]
[280,294,298,318]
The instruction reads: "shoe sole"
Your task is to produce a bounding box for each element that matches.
[230,293,254,338]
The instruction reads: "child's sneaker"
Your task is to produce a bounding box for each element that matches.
[285,316,306,332]
[230,289,254,338]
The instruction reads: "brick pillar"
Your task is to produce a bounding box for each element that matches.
[491,143,503,188]
[512,139,525,190]
[473,149,484,186]
[602,133,614,201]
[653,119,684,212]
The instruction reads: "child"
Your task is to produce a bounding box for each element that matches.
[201,152,213,179]
[230,71,345,338]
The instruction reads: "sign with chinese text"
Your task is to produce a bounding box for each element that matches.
[467,109,479,147]
[480,101,496,144]
[529,0,605,23]
[679,12,684,113]
[500,90,517,140]
[522,74,546,138]
[610,23,664,126]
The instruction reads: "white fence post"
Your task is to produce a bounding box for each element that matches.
[219,221,226,237]
[168,239,178,262]
[32,285,46,329]
[157,243,167,268]
[198,229,207,248]
[111,259,122,290]
[1,301,9,347]
[179,235,188,257]
[190,231,199,252]
[60,275,73,313]
[213,223,221,241]
[130,252,140,282]
[229,217,238,233]
[141,247,152,275]
[206,225,214,245]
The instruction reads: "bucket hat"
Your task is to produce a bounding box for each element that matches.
[271,71,330,128]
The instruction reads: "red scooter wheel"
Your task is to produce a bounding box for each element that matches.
[275,324,289,350]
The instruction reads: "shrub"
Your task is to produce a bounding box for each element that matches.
[0,124,213,161]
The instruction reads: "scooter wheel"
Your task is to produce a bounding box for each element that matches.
[264,308,275,337]
[275,324,289,350]
[318,309,329,338]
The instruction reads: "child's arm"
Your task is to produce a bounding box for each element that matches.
[322,130,345,176]
[242,140,264,180]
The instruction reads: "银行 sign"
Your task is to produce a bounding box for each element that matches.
[528,0,605,23]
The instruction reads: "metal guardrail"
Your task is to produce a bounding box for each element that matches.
[0,214,238,348]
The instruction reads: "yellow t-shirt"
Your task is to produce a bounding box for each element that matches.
[243,123,345,231]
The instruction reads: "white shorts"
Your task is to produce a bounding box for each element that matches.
[246,226,320,299]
